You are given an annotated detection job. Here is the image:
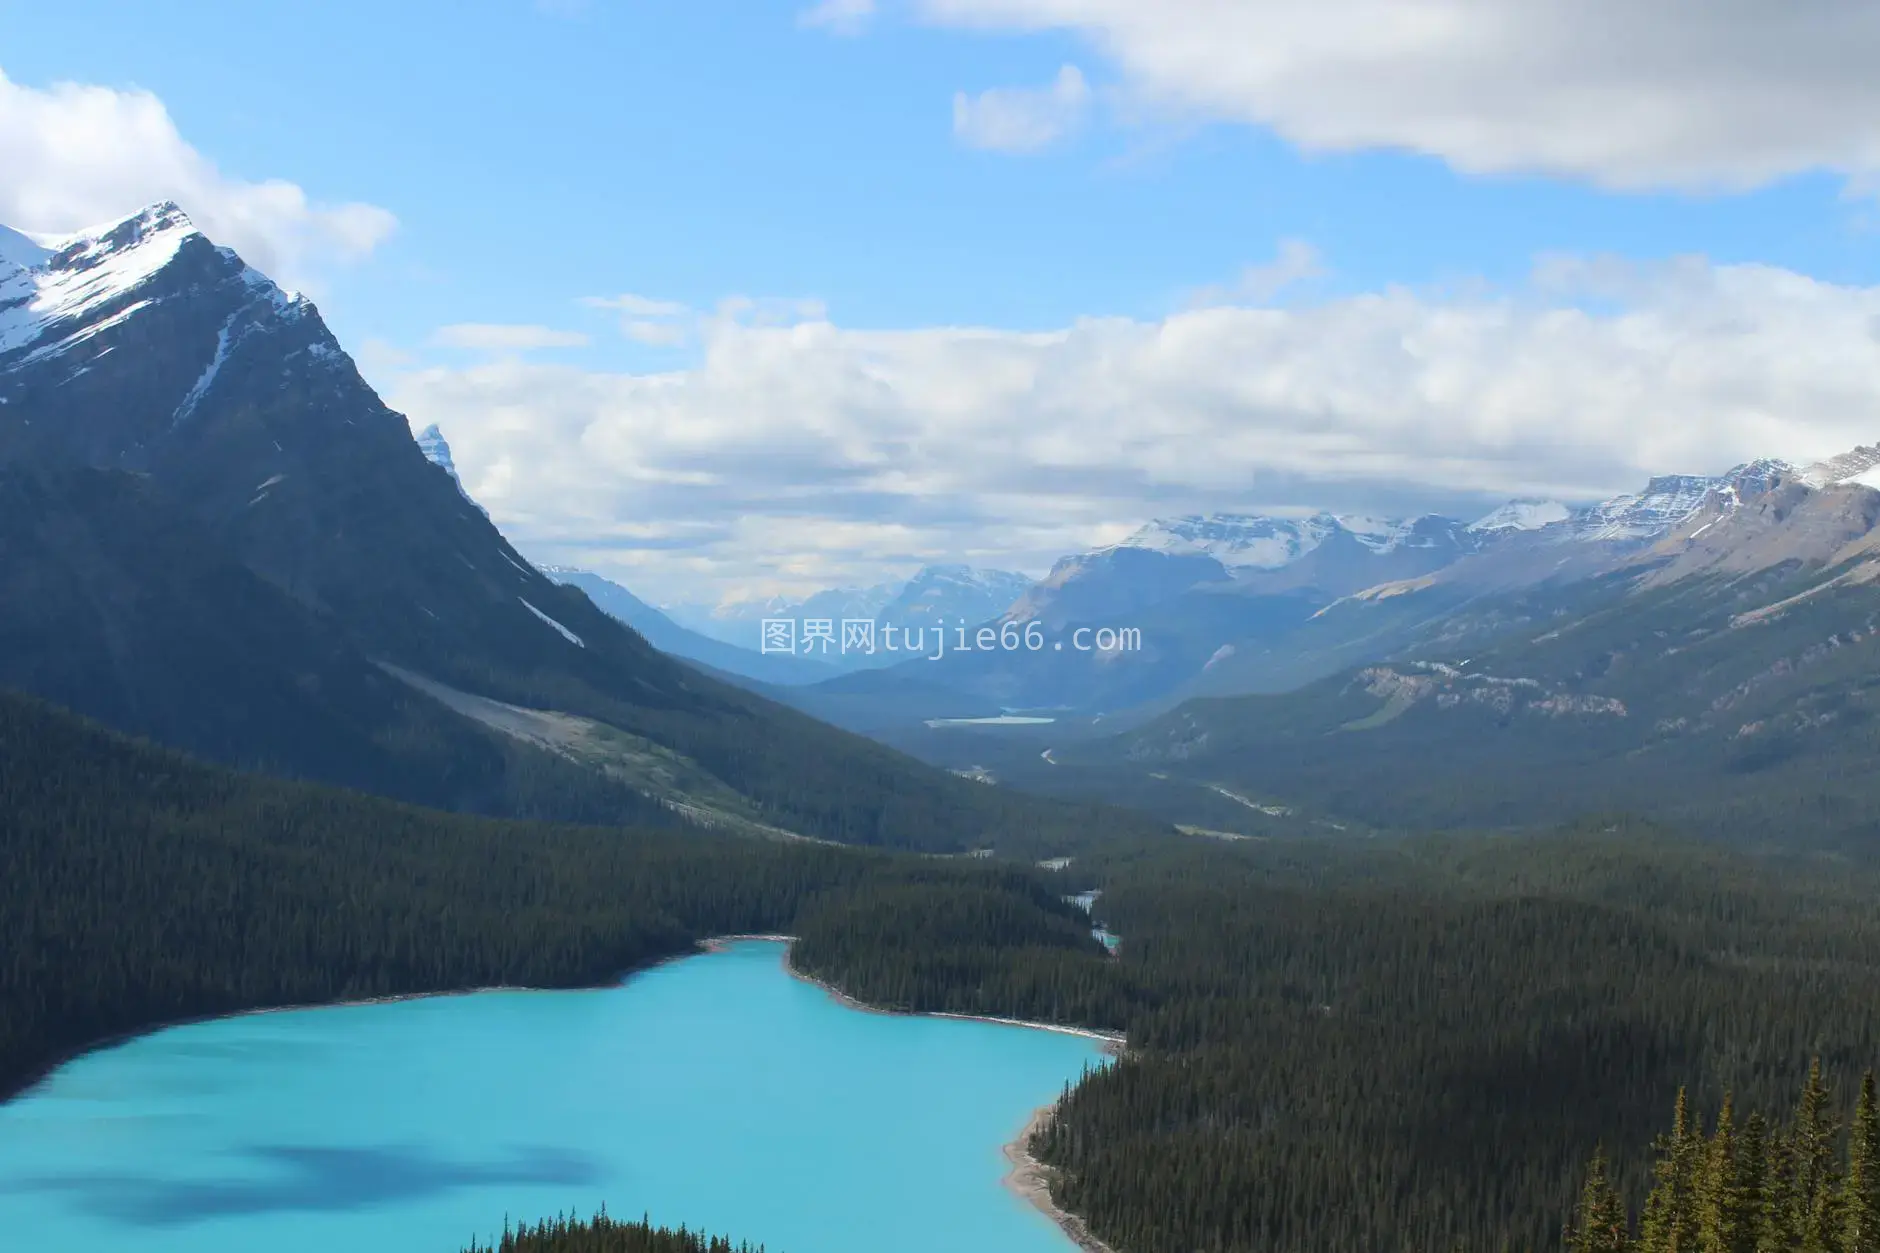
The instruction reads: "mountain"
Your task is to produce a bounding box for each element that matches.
[1469,499,1572,533]
[2,459,663,818]
[682,564,1034,669]
[1125,510,1475,569]
[1006,546,1231,631]
[875,563,1032,631]
[0,202,1167,855]
[1003,466,1880,842]
[782,454,1880,760]
[543,566,837,685]
[774,513,1480,728]
[1799,443,1880,488]
[686,583,898,647]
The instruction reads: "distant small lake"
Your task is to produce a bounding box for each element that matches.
[924,715,1058,727]
[0,940,1107,1253]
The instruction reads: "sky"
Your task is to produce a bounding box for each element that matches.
[3,0,1880,607]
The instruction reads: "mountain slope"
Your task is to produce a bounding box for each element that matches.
[1058,523,1880,843]
[545,566,839,686]
[0,461,682,824]
[0,202,1168,854]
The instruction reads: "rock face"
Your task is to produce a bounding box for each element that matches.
[0,202,688,710]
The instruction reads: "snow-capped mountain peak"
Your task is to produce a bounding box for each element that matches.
[1561,460,1795,542]
[1,201,306,369]
[1469,499,1572,533]
[413,423,488,514]
[1122,512,1340,569]
[416,424,460,480]
[1123,510,1467,570]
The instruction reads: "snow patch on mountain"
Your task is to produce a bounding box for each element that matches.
[1123,513,1342,568]
[1559,460,1795,542]
[1470,499,1572,532]
[0,204,197,358]
[1798,444,1880,488]
[413,423,491,516]
[0,224,50,276]
[519,597,585,648]
[416,424,461,480]
[1,202,308,376]
[1123,511,1466,570]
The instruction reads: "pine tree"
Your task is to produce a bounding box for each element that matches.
[1699,1094,1745,1253]
[1796,1058,1844,1253]
[1571,1145,1633,1253]
[1643,1089,1704,1253]
[1738,1112,1770,1253]
[1846,1071,1880,1253]
[1762,1124,1800,1253]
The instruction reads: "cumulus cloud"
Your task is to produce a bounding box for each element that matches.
[799,0,876,35]
[386,256,1880,601]
[953,65,1091,153]
[0,68,395,289]
[431,323,592,352]
[919,0,1880,192]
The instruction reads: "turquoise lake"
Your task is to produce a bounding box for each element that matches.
[0,940,1108,1253]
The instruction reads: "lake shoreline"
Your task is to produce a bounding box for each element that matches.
[0,945,712,1105]
[1004,1103,1120,1253]
[704,934,1125,1253]
[8,933,1122,1253]
[704,934,1127,1047]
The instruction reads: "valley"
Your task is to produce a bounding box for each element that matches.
[8,197,1880,1253]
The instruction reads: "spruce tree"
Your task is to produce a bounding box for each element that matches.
[1795,1059,1844,1253]
[1571,1145,1633,1253]
[1762,1124,1800,1253]
[1643,1089,1703,1253]
[1846,1071,1880,1253]
[1699,1094,1744,1253]
[1738,1112,1770,1253]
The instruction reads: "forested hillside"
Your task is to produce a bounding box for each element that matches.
[787,830,1880,1253]
[14,681,1880,1252]
[0,687,1095,1103]
[1060,560,1880,846]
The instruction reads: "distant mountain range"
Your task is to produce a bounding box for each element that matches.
[736,453,1880,756]
[0,201,1163,855]
[456,441,1880,750]
[664,564,1034,664]
[855,456,1880,846]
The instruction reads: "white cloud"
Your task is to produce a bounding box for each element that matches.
[0,67,395,289]
[1185,238,1323,307]
[953,65,1091,153]
[583,293,690,318]
[919,0,1880,191]
[385,255,1880,602]
[582,292,695,345]
[622,321,691,347]
[431,323,591,352]
[799,0,876,35]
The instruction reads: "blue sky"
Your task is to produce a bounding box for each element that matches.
[4,0,1879,602]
